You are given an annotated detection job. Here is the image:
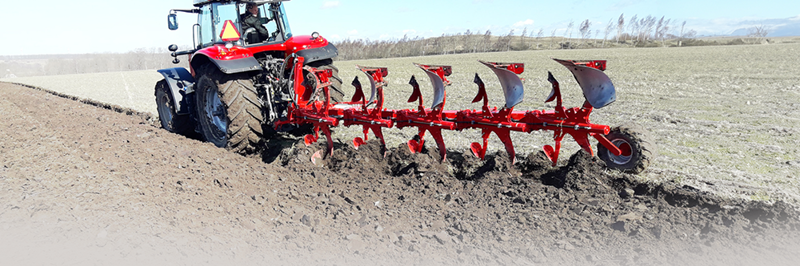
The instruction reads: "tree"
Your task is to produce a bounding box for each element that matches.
[617,14,625,44]
[463,29,473,53]
[656,17,671,46]
[520,27,528,50]
[579,19,591,47]
[594,30,600,46]
[627,15,638,44]
[748,25,769,44]
[483,29,492,52]
[496,29,514,51]
[604,19,614,47]
[679,21,687,46]
[641,15,656,42]
[566,20,575,40]
[536,28,544,49]
[655,16,664,41]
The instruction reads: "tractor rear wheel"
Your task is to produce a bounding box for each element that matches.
[154,79,193,135]
[195,67,265,154]
[307,59,344,102]
[597,125,655,174]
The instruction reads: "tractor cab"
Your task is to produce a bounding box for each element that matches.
[169,1,293,49]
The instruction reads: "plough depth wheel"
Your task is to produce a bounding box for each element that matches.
[597,125,655,174]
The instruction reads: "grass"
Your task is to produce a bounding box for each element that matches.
[3,43,799,204]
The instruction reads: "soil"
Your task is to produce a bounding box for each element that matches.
[2,81,800,266]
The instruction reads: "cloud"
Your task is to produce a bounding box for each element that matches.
[347,30,359,35]
[513,19,534,28]
[322,1,340,9]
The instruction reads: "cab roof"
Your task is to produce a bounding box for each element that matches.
[192,0,289,7]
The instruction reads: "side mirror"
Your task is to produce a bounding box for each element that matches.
[168,13,178,30]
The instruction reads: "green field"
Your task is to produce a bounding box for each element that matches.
[4,43,799,203]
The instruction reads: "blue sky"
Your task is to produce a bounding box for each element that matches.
[1,0,798,56]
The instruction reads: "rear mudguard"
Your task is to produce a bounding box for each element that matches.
[208,56,262,74]
[156,67,195,115]
[296,43,338,64]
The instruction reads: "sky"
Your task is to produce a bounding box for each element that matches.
[1,0,798,56]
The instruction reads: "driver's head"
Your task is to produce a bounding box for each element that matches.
[246,3,258,16]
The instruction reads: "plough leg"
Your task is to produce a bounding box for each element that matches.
[495,129,516,164]
[543,132,565,166]
[408,129,426,154]
[370,126,388,157]
[572,134,594,156]
[428,128,447,162]
[306,125,334,159]
[470,129,516,163]
[470,129,491,160]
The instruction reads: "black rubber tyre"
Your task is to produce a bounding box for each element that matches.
[307,59,344,103]
[154,79,193,135]
[597,125,655,174]
[195,67,265,154]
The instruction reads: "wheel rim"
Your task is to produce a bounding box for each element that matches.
[202,84,228,140]
[607,139,633,165]
[157,93,174,129]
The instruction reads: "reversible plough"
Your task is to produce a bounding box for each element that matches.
[275,58,644,172]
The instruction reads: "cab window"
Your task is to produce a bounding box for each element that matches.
[213,3,240,42]
[198,5,213,47]
[238,4,278,44]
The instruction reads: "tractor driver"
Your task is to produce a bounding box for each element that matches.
[240,2,271,43]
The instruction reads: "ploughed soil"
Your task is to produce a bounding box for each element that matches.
[1,81,800,266]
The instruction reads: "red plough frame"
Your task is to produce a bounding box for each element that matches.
[276,58,624,166]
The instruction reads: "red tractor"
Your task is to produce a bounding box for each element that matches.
[155,0,654,173]
[155,0,342,154]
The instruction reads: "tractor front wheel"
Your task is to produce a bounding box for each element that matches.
[597,125,655,174]
[195,67,265,154]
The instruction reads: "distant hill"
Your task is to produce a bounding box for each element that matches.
[730,16,800,37]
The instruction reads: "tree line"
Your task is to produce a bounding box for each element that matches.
[334,14,710,60]
[2,14,771,78]
[335,14,770,60]
[1,47,188,78]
